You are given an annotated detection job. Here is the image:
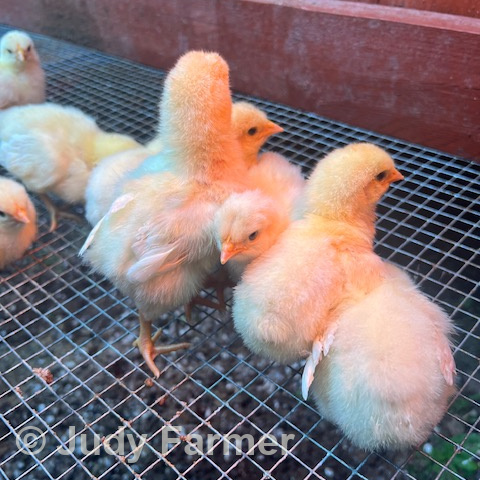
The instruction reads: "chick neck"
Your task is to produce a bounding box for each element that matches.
[310,200,378,248]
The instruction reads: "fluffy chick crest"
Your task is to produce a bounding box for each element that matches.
[306,143,402,220]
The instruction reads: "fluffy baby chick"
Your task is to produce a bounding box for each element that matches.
[0,177,36,268]
[233,143,455,450]
[0,31,45,109]
[311,263,456,450]
[82,51,249,377]
[233,143,404,365]
[0,103,139,230]
[216,152,305,280]
[232,101,283,167]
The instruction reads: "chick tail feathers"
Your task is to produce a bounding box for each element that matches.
[302,340,323,400]
[438,335,456,386]
[301,326,337,400]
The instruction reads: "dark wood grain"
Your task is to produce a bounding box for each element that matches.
[1,0,479,160]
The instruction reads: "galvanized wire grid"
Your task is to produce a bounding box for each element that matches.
[0,27,479,480]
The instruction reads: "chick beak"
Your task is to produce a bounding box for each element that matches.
[16,47,25,62]
[13,206,30,224]
[390,168,404,183]
[265,121,284,136]
[220,241,242,265]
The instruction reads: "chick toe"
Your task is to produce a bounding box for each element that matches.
[133,320,190,378]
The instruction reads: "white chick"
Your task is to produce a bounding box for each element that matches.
[82,51,249,377]
[0,30,45,109]
[0,103,139,230]
[0,177,36,269]
[232,143,404,365]
[311,262,456,451]
[216,152,305,280]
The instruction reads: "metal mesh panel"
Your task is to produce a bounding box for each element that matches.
[0,27,478,480]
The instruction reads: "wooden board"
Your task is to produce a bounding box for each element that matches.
[1,0,479,160]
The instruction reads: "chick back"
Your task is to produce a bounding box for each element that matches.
[311,265,455,450]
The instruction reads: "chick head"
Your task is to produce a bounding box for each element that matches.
[232,102,284,167]
[0,30,39,65]
[305,143,403,220]
[215,190,285,265]
[0,178,33,230]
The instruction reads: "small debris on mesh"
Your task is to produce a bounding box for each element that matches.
[144,378,154,388]
[33,367,54,384]
[14,386,23,398]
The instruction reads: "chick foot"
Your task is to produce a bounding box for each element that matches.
[40,194,83,232]
[133,317,190,378]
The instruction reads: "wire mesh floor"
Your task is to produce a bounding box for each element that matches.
[0,26,479,480]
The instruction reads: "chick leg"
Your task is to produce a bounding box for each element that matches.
[184,295,226,323]
[132,315,190,378]
[39,194,83,232]
[184,268,236,322]
[203,269,237,310]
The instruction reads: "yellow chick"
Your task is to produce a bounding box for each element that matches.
[232,143,403,365]
[0,30,45,109]
[0,177,36,269]
[233,142,455,450]
[311,262,456,450]
[82,51,250,378]
[0,103,139,231]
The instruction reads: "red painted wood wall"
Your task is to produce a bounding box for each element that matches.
[1,0,479,160]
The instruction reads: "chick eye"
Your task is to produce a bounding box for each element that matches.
[6,49,13,54]
[248,231,259,241]
[247,127,258,136]
[27,45,31,52]
[376,170,388,181]
[0,211,6,218]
